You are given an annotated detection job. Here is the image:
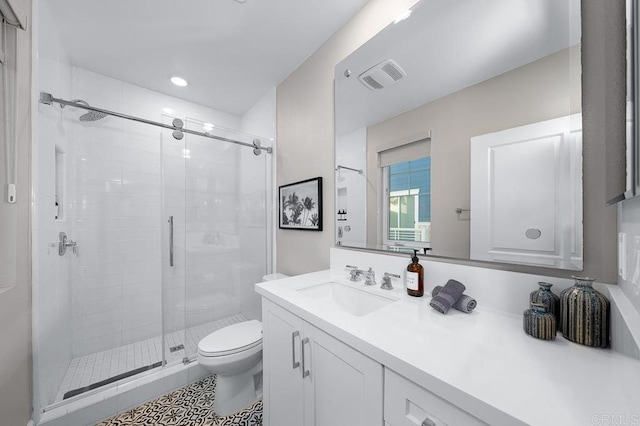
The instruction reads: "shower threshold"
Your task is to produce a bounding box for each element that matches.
[63,360,165,399]
[53,314,247,404]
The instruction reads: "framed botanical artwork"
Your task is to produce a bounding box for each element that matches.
[279,177,322,231]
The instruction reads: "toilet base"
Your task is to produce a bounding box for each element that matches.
[213,360,263,416]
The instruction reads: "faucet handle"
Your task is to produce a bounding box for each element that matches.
[346,265,363,281]
[349,269,363,281]
[364,267,376,286]
[381,272,401,290]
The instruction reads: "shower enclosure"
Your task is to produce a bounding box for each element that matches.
[33,79,273,422]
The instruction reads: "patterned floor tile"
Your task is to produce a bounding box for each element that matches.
[96,375,262,426]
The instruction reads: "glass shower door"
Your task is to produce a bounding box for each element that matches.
[160,116,188,368]
[161,117,273,370]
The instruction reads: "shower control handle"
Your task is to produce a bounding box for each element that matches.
[292,331,300,369]
[168,216,174,267]
[57,232,78,256]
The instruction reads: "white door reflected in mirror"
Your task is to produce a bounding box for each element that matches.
[470,114,583,270]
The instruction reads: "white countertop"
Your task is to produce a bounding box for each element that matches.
[256,270,640,426]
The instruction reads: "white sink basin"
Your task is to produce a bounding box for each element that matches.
[297,281,398,317]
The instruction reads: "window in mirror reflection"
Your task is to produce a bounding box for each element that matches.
[384,157,431,247]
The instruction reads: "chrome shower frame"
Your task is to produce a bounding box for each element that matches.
[39,92,272,155]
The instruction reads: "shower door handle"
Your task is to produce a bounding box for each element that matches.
[168,216,174,267]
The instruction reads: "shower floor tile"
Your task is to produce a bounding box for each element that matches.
[55,314,248,403]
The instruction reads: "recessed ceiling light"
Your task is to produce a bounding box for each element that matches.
[394,9,412,24]
[170,76,188,87]
[162,107,175,114]
[203,123,215,131]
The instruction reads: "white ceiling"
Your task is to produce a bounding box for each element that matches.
[335,0,581,135]
[46,0,369,116]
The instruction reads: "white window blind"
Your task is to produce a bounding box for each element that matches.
[379,138,430,167]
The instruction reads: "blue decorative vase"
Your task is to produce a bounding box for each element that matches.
[560,276,610,348]
[523,303,556,340]
[530,282,560,329]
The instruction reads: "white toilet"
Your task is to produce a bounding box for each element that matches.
[197,320,263,415]
[197,273,289,416]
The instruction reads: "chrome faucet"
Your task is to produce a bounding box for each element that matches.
[364,267,376,286]
[381,272,400,290]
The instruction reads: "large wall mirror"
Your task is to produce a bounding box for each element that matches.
[334,0,583,270]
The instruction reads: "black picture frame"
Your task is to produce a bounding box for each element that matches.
[279,177,323,231]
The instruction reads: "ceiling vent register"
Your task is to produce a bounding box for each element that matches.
[358,59,407,91]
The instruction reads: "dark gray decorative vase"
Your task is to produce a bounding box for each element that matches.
[560,276,610,348]
[530,282,560,328]
[523,303,556,340]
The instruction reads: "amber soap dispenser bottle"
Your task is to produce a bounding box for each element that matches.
[406,249,424,297]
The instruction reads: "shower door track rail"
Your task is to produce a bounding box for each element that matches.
[39,91,273,154]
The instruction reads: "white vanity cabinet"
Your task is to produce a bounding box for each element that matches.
[257,270,640,426]
[262,299,384,426]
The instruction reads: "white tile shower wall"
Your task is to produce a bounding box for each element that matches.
[65,67,245,357]
[33,0,75,414]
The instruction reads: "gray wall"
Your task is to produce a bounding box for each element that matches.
[0,0,32,423]
[277,0,621,283]
[276,0,419,275]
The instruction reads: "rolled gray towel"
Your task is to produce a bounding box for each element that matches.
[432,285,477,313]
[430,279,466,314]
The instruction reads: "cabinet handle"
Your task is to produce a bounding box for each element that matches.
[292,331,300,369]
[421,418,436,426]
[301,337,310,378]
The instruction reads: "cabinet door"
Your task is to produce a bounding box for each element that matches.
[263,299,305,426]
[303,322,383,426]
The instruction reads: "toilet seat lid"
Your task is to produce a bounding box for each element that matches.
[198,320,262,356]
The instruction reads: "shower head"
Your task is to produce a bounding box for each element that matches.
[63,99,108,122]
[79,110,108,122]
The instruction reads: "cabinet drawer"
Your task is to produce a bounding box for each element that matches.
[384,369,486,426]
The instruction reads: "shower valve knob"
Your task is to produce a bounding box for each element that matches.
[58,232,78,256]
